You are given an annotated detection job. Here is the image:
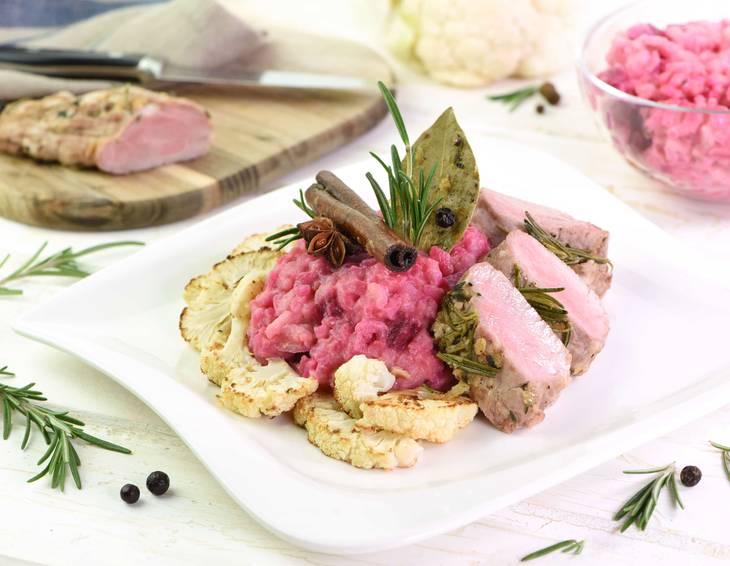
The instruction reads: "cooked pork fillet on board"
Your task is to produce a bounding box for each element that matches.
[433,262,571,433]
[472,188,612,296]
[487,231,610,376]
[0,86,212,174]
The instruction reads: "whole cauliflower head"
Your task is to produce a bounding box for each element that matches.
[294,394,422,470]
[333,355,396,419]
[388,0,577,87]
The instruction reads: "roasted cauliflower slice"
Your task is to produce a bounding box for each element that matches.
[231,225,294,255]
[200,269,265,385]
[358,388,478,444]
[180,248,281,351]
[182,247,281,310]
[179,280,233,352]
[219,360,318,418]
[293,394,423,470]
[333,355,396,419]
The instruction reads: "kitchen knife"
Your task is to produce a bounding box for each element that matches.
[0,46,377,93]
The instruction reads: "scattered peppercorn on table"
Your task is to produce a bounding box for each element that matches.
[1,1,730,565]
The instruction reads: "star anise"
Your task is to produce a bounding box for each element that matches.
[298,217,348,267]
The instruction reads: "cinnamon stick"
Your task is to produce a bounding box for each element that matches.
[305,182,417,272]
[315,170,375,218]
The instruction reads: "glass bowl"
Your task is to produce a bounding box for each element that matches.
[577,0,730,202]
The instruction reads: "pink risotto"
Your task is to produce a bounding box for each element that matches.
[599,21,730,200]
[248,226,490,390]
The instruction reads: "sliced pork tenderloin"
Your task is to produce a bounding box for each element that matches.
[487,231,609,376]
[0,86,211,174]
[472,188,612,296]
[433,262,571,433]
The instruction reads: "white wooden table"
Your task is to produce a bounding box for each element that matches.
[2,2,730,564]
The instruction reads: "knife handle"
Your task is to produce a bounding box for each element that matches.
[0,46,153,81]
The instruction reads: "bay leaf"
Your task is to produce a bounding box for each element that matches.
[405,107,480,252]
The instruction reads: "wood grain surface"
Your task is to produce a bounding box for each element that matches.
[0,31,392,231]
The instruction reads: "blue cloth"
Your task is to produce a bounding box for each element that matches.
[0,0,160,27]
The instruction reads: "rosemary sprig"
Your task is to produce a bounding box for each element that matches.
[366,81,442,247]
[710,441,730,482]
[521,539,585,561]
[524,212,611,267]
[0,366,131,491]
[488,82,561,112]
[488,85,539,112]
[265,189,314,250]
[614,463,683,532]
[513,267,572,346]
[0,240,142,296]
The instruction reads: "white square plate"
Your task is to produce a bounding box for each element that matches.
[14,138,730,554]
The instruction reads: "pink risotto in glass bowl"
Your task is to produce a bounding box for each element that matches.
[247,226,490,391]
[578,1,730,202]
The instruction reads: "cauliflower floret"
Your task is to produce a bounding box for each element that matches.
[200,269,266,385]
[333,355,396,419]
[358,387,478,443]
[294,395,423,470]
[180,248,281,351]
[219,360,318,418]
[387,0,576,87]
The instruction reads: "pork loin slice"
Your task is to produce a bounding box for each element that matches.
[472,188,612,296]
[435,263,571,433]
[0,86,211,174]
[487,231,609,375]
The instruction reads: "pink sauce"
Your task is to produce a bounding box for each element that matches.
[248,226,490,390]
[599,21,730,200]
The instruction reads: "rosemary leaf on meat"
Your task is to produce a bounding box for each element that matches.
[0,365,131,491]
[0,240,143,296]
[513,267,572,346]
[366,81,442,248]
[524,212,611,267]
[433,282,499,380]
[265,189,314,249]
[710,441,730,482]
[614,462,684,532]
[520,539,585,561]
[437,353,497,377]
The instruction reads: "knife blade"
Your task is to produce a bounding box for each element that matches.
[0,46,377,93]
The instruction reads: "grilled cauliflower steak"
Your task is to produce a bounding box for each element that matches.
[359,388,478,443]
[180,248,281,351]
[200,269,265,386]
[333,355,396,419]
[294,395,423,470]
[219,360,318,418]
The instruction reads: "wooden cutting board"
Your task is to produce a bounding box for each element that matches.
[0,32,392,231]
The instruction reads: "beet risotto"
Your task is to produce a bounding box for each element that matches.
[248,226,490,390]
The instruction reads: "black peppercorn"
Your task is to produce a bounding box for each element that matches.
[536,104,545,115]
[120,484,140,504]
[680,465,702,487]
[538,82,561,106]
[146,471,170,495]
[435,208,456,228]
